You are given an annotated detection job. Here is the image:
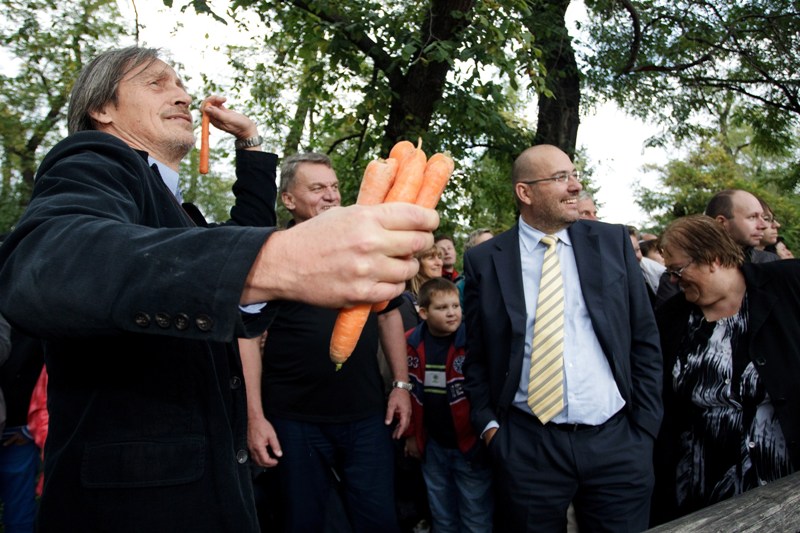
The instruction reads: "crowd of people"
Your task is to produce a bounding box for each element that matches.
[0,45,799,533]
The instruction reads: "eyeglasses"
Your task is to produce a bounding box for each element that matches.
[519,170,580,186]
[666,260,694,280]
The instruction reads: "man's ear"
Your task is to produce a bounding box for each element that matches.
[418,307,429,321]
[281,191,295,211]
[515,183,533,206]
[89,105,113,127]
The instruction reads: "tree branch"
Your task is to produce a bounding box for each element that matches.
[616,0,642,77]
[287,0,404,89]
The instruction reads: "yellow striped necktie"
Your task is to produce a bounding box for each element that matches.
[527,234,565,423]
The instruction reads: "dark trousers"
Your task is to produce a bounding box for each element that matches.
[491,408,654,533]
[270,414,400,533]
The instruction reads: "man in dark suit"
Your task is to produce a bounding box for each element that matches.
[462,144,662,532]
[0,46,438,532]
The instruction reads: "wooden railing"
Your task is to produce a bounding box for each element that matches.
[648,471,800,532]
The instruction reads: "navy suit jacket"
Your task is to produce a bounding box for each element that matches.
[462,219,663,439]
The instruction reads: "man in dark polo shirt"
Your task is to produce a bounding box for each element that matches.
[241,153,411,533]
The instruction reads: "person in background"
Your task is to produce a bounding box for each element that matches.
[0,320,43,533]
[398,245,445,331]
[705,189,778,263]
[404,278,493,533]
[242,153,413,533]
[455,229,494,307]
[0,46,438,532]
[755,197,781,252]
[463,144,662,532]
[0,314,9,434]
[26,366,48,497]
[651,214,800,526]
[394,245,445,532]
[435,235,463,283]
[465,228,494,250]
[629,227,666,304]
[576,190,598,221]
[640,237,665,266]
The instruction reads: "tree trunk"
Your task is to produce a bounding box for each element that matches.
[382,0,476,151]
[527,0,581,159]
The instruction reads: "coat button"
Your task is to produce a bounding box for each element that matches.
[230,376,242,389]
[155,312,171,329]
[134,312,151,328]
[195,314,213,332]
[174,313,190,331]
[236,449,249,464]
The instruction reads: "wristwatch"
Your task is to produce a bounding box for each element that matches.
[234,135,263,149]
[392,380,413,392]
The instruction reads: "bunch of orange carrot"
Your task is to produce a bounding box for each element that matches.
[329,138,454,369]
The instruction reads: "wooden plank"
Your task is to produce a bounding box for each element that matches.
[648,471,800,532]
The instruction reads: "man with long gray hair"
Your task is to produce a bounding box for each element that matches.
[0,46,438,532]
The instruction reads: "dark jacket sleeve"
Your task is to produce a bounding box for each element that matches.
[228,150,278,227]
[619,225,663,439]
[0,132,273,342]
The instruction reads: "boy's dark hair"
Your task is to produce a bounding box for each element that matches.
[418,277,459,309]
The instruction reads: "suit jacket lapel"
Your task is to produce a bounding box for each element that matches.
[491,226,530,388]
[569,223,613,352]
[493,226,527,332]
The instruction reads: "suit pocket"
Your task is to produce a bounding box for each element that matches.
[81,437,205,488]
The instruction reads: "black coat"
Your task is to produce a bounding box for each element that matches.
[0,131,277,532]
[652,259,800,524]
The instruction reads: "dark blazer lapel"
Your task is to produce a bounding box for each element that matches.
[569,222,614,351]
[491,226,530,389]
[492,226,527,335]
[569,223,604,311]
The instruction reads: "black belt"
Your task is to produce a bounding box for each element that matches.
[545,409,625,432]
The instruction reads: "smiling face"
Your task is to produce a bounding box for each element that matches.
[281,162,341,223]
[661,244,718,306]
[514,146,582,234]
[90,58,194,169]
[418,247,444,279]
[419,290,462,337]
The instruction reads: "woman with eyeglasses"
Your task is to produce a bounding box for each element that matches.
[649,214,800,526]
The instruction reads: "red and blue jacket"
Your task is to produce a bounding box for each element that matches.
[404,322,478,456]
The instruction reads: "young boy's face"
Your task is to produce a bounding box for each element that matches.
[419,290,462,336]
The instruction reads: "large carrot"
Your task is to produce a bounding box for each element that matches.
[330,140,429,369]
[199,111,210,174]
[389,140,416,162]
[356,158,398,205]
[329,151,404,369]
[415,152,454,209]
[383,138,427,204]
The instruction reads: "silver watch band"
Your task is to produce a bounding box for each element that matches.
[234,135,263,149]
[392,380,413,392]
